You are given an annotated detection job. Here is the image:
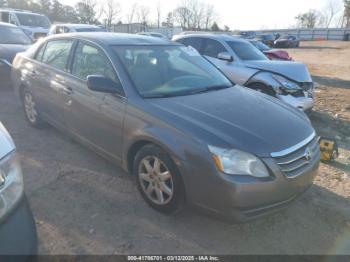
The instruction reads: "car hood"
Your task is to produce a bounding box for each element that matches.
[0,44,30,63]
[0,122,15,160]
[244,60,311,82]
[148,86,314,157]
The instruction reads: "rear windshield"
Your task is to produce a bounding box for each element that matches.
[75,27,106,32]
[261,35,274,40]
[251,41,270,51]
[227,41,268,61]
[280,35,295,40]
[16,13,51,29]
[0,26,32,45]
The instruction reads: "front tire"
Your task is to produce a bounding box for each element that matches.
[133,144,185,214]
[21,88,45,128]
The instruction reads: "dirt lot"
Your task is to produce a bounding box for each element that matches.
[288,41,350,201]
[0,41,349,255]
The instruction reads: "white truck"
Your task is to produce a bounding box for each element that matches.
[0,8,51,41]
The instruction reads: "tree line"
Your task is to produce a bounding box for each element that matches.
[295,0,350,28]
[0,0,227,31]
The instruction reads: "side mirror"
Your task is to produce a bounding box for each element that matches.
[217,52,233,62]
[87,75,123,95]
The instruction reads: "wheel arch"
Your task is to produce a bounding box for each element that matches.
[245,72,280,96]
[125,137,184,176]
[126,138,188,203]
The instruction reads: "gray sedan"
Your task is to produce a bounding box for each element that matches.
[11,33,320,221]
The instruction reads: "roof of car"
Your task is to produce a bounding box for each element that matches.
[46,32,177,46]
[53,24,102,29]
[139,32,164,35]
[174,33,248,43]
[0,9,45,16]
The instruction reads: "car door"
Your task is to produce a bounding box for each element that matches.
[64,40,126,163]
[23,42,49,113]
[35,39,75,128]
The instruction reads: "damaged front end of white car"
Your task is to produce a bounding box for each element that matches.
[246,70,315,112]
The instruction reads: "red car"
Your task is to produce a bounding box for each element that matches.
[250,40,292,61]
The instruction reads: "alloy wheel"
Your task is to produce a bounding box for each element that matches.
[24,92,38,124]
[138,156,174,205]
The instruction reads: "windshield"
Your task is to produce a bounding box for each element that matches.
[260,35,274,40]
[113,45,232,98]
[227,41,268,61]
[16,13,51,29]
[150,34,163,38]
[75,27,106,32]
[0,26,32,45]
[280,35,295,40]
[251,41,270,51]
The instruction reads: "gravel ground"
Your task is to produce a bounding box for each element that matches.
[0,41,349,255]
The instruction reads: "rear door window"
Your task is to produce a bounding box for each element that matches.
[41,40,74,71]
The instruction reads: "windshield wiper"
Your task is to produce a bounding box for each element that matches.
[143,93,183,98]
[143,85,232,98]
[188,85,232,95]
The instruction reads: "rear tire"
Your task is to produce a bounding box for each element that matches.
[133,144,185,214]
[21,88,46,128]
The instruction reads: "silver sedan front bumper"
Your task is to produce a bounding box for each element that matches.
[277,93,314,111]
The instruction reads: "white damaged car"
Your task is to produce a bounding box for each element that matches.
[173,34,314,112]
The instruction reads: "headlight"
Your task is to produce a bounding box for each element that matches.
[0,152,24,220]
[208,146,269,178]
[272,74,300,90]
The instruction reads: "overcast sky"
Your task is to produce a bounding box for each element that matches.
[60,0,344,30]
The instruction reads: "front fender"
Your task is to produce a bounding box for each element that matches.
[122,100,208,169]
[123,127,204,203]
[124,127,188,165]
[122,106,208,200]
[245,71,281,91]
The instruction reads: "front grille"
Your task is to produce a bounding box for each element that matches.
[271,133,320,178]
